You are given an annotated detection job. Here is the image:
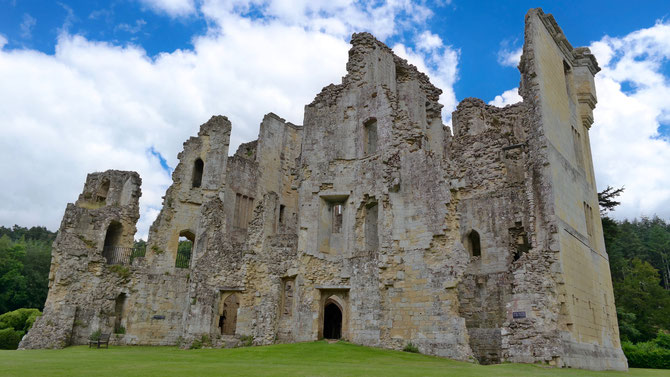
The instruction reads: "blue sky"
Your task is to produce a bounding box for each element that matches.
[1,0,669,238]
[2,1,667,102]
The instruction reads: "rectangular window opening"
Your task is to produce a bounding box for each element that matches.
[364,119,378,156]
[234,194,254,229]
[332,204,343,234]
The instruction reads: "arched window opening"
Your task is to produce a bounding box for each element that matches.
[467,230,481,257]
[97,179,110,203]
[103,221,123,264]
[114,293,127,334]
[175,230,194,268]
[192,158,204,188]
[364,118,378,156]
[323,299,342,339]
[219,293,239,335]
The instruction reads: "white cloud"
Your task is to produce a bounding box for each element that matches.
[416,30,443,51]
[0,34,7,49]
[497,46,521,67]
[0,22,349,240]
[589,20,670,221]
[138,0,196,17]
[488,87,522,107]
[116,19,147,34]
[200,0,432,40]
[20,13,36,39]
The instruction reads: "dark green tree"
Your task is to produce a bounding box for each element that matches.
[614,259,670,342]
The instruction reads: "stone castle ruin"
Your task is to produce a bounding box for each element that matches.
[21,9,627,370]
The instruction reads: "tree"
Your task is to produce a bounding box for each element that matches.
[614,259,670,342]
[598,185,625,215]
[0,236,28,313]
[0,226,54,314]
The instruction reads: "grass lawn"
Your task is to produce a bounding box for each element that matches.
[0,341,666,377]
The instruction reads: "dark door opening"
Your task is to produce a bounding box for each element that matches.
[220,293,239,335]
[323,302,342,339]
[114,293,126,333]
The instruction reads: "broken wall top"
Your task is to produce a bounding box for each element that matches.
[75,170,141,209]
[308,32,442,112]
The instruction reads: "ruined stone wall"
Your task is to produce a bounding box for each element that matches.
[518,9,626,370]
[20,171,142,348]
[293,32,471,359]
[181,113,303,347]
[146,116,232,272]
[450,99,531,364]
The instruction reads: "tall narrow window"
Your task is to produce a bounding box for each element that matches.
[572,126,584,170]
[282,278,295,317]
[583,202,594,241]
[279,205,286,226]
[276,204,286,233]
[364,118,378,156]
[234,194,254,229]
[103,221,123,264]
[192,158,204,188]
[563,60,574,98]
[234,193,242,228]
[467,230,481,257]
[114,293,126,333]
[332,204,343,233]
[365,203,378,251]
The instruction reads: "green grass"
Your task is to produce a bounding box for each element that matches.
[0,341,666,377]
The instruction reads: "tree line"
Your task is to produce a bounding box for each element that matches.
[0,226,54,314]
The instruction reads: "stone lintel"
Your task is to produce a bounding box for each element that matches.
[315,286,350,290]
[219,287,245,292]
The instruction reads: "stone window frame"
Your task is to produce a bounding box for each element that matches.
[192,158,204,188]
[465,229,482,258]
[363,117,378,157]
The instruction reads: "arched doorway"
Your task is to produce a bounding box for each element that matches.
[219,293,239,335]
[323,301,342,339]
[103,221,123,264]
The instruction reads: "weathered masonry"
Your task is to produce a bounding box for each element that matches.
[21,8,627,371]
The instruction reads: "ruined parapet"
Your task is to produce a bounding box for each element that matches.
[146,115,232,272]
[294,31,472,360]
[182,113,303,347]
[20,170,141,349]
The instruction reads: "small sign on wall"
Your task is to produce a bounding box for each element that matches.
[512,311,527,319]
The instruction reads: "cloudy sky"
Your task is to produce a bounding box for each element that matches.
[0,0,669,239]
